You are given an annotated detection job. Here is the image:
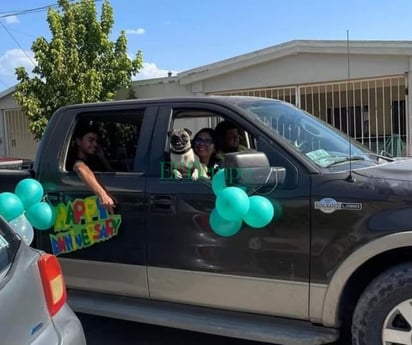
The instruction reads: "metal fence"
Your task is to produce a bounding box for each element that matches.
[212,75,407,157]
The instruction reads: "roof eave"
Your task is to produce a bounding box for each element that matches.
[0,85,16,100]
[178,40,412,85]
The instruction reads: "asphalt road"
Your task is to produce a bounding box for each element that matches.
[78,314,343,345]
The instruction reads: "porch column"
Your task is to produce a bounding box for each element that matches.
[0,109,5,157]
[407,60,412,155]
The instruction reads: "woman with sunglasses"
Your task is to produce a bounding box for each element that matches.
[192,128,218,179]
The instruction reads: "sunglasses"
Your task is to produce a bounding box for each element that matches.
[193,138,214,145]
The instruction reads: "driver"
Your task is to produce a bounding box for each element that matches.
[215,120,248,162]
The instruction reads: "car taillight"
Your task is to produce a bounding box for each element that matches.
[38,254,67,316]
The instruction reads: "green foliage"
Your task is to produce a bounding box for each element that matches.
[14,0,143,140]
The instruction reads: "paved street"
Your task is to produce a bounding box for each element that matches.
[78,314,343,345]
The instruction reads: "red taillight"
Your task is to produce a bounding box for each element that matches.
[38,254,67,316]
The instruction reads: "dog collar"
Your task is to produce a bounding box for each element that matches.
[171,147,192,154]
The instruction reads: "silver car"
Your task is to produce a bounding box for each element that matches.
[0,216,86,345]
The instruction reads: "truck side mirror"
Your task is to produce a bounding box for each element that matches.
[221,151,286,187]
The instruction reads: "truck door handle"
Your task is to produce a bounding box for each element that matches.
[150,195,175,213]
[46,192,65,203]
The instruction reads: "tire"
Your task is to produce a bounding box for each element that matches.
[352,262,412,345]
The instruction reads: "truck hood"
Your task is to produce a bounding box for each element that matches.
[354,158,412,182]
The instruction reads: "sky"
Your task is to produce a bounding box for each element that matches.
[1,0,412,93]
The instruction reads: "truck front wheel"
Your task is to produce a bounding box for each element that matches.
[352,262,412,345]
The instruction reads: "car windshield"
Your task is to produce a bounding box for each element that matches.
[236,99,387,170]
[0,216,20,278]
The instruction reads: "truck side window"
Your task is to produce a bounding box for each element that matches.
[257,137,299,188]
[170,110,255,152]
[65,113,143,173]
[167,109,256,176]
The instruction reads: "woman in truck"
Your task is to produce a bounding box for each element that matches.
[192,128,218,178]
[66,122,116,214]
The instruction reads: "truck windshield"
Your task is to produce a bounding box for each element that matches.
[236,99,384,169]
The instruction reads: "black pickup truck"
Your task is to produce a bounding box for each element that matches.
[2,96,412,345]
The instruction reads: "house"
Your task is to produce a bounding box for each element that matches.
[0,86,38,159]
[2,39,412,158]
[130,40,412,157]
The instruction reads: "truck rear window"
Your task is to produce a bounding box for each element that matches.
[0,217,20,276]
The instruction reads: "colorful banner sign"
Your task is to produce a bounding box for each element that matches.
[49,195,121,255]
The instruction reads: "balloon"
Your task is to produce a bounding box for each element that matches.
[15,178,44,209]
[216,186,250,221]
[243,196,274,228]
[209,208,242,237]
[8,214,34,245]
[212,169,226,196]
[25,202,55,230]
[0,192,24,221]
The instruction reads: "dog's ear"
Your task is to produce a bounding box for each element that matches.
[184,128,192,136]
[167,129,174,137]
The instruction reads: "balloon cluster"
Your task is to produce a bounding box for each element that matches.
[209,169,276,237]
[0,178,55,245]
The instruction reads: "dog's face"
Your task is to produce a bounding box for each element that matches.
[169,128,192,152]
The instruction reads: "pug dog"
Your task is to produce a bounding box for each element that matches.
[169,128,200,181]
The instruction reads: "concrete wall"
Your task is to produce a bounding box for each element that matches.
[200,53,408,93]
[0,93,19,157]
[0,110,5,156]
[0,92,19,109]
[127,77,192,99]
[128,53,409,98]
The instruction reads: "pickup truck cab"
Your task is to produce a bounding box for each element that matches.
[2,96,412,345]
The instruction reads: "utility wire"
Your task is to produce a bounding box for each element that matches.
[0,20,36,66]
[0,0,103,72]
[0,0,101,19]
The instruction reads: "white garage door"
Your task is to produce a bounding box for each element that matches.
[4,108,38,159]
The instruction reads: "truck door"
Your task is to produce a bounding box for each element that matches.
[146,103,311,320]
[36,104,157,298]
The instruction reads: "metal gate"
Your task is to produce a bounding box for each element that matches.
[212,75,407,157]
[3,108,38,159]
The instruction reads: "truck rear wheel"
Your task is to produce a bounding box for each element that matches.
[352,262,412,345]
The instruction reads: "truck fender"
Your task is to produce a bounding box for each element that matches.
[321,231,412,327]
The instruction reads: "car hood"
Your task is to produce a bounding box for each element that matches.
[354,158,412,182]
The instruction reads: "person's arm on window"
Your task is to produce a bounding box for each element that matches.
[73,161,115,214]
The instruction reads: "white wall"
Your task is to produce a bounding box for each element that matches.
[0,93,20,157]
[0,93,19,109]
[0,110,5,156]
[201,53,409,93]
[130,77,192,99]
[129,53,410,98]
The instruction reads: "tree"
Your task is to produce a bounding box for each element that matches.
[14,0,143,140]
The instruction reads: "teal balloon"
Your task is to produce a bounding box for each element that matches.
[25,202,55,230]
[0,192,24,221]
[212,169,226,196]
[8,214,34,245]
[15,178,44,209]
[243,196,274,228]
[216,186,249,221]
[209,208,242,237]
